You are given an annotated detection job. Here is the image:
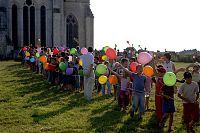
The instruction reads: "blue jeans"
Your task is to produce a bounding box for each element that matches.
[132,92,145,113]
[102,81,111,95]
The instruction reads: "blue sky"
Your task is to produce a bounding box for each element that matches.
[90,0,200,52]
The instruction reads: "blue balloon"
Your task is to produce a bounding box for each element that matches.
[30,57,35,62]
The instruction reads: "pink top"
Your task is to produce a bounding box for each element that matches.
[145,76,152,94]
[121,78,129,91]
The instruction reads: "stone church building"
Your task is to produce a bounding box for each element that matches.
[0,0,94,57]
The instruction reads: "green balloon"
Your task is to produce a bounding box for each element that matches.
[59,62,67,71]
[96,64,108,75]
[36,52,40,58]
[103,46,110,52]
[163,72,177,86]
[70,48,77,54]
[95,70,102,77]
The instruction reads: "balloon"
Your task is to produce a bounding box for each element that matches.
[37,47,42,53]
[79,59,83,66]
[95,71,101,77]
[81,47,88,55]
[109,75,118,85]
[96,64,108,75]
[102,55,108,61]
[53,48,59,54]
[40,56,47,63]
[103,46,110,52]
[59,47,65,52]
[163,72,177,86]
[25,52,30,57]
[30,57,35,63]
[59,62,67,71]
[78,70,84,76]
[70,48,77,54]
[66,68,73,75]
[98,75,108,85]
[43,62,49,70]
[143,65,154,77]
[25,57,29,60]
[106,48,116,60]
[137,52,153,65]
[22,47,27,51]
[130,62,137,72]
[36,52,40,58]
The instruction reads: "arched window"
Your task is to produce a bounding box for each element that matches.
[30,6,35,46]
[12,5,18,49]
[40,6,46,47]
[66,15,78,48]
[23,6,28,45]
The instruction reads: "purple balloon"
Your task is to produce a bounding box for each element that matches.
[66,68,73,75]
[59,47,65,52]
[37,47,42,53]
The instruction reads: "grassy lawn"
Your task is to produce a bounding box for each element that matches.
[0,61,199,133]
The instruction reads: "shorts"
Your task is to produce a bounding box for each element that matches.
[162,100,175,113]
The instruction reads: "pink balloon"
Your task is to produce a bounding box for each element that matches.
[137,52,153,65]
[106,48,116,60]
[81,47,88,55]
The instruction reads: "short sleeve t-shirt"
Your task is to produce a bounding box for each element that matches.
[132,73,146,93]
[80,52,94,70]
[178,81,199,103]
[163,61,174,72]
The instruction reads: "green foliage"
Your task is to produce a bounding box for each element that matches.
[0,61,199,133]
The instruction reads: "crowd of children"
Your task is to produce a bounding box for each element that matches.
[18,46,199,133]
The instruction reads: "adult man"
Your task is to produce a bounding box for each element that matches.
[80,47,95,101]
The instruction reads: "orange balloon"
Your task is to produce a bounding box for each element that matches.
[108,75,118,85]
[40,56,47,63]
[43,62,49,70]
[143,66,154,77]
[25,52,30,57]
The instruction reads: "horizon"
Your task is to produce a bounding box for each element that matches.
[90,0,200,52]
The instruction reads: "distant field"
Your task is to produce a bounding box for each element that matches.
[0,61,199,133]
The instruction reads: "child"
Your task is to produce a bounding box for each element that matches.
[109,67,130,111]
[159,85,176,132]
[153,66,166,122]
[186,63,200,89]
[145,76,152,111]
[101,61,111,95]
[118,63,146,119]
[178,72,199,133]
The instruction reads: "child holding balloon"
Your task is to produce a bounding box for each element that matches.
[109,65,130,111]
[116,62,146,119]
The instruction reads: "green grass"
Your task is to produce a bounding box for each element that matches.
[0,61,199,133]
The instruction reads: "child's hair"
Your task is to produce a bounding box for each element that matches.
[164,53,171,60]
[121,58,128,63]
[104,61,109,65]
[184,72,192,79]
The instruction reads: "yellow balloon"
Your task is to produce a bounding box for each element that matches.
[98,75,108,85]
[25,52,30,57]
[102,55,108,61]
[79,59,83,66]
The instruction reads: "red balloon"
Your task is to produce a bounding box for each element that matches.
[130,62,137,72]
[53,48,59,54]
[22,47,27,51]
[106,48,116,60]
